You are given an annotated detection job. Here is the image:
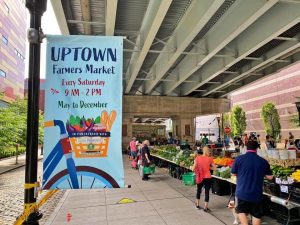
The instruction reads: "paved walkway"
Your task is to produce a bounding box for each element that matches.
[0,149,43,174]
[44,157,279,225]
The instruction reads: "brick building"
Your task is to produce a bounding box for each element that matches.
[229,62,300,140]
[0,0,27,103]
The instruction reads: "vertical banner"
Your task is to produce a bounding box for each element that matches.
[43,35,124,189]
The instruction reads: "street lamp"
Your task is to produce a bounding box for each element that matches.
[24,1,47,224]
[295,101,300,126]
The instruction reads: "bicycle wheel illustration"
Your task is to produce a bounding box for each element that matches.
[43,166,120,189]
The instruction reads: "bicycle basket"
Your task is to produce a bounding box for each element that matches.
[68,110,117,158]
[70,136,110,158]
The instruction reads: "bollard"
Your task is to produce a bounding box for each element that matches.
[16,144,19,164]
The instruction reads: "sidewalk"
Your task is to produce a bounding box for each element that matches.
[0,149,43,174]
[44,156,279,225]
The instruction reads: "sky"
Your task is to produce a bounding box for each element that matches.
[25,1,61,79]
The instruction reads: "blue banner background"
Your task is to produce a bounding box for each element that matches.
[43,35,124,189]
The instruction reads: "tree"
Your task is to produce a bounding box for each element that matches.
[231,105,247,137]
[261,102,281,139]
[222,112,233,137]
[0,97,44,150]
[38,112,44,145]
[0,98,27,148]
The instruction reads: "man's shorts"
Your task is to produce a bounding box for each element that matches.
[236,198,264,219]
[131,151,137,159]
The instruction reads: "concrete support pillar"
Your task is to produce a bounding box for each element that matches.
[122,114,133,149]
[172,116,196,143]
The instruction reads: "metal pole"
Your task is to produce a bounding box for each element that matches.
[24,1,47,224]
[16,144,19,164]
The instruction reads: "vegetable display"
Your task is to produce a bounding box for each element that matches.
[291,170,300,182]
[213,157,234,167]
[271,165,294,180]
[153,146,194,168]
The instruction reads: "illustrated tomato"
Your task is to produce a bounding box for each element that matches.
[85,120,91,127]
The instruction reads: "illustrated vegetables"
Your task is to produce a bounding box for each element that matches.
[65,111,117,134]
[66,115,103,133]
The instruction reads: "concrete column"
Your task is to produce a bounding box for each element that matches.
[172,116,196,144]
[122,114,133,149]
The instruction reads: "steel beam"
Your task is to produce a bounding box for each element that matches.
[182,2,300,96]
[105,0,118,35]
[124,0,172,93]
[143,0,225,94]
[163,0,278,95]
[141,118,150,123]
[80,0,91,35]
[51,0,69,34]
[67,20,105,25]
[274,36,298,41]
[204,32,300,97]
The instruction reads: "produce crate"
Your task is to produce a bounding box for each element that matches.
[289,186,300,203]
[143,164,155,175]
[263,181,280,197]
[182,172,195,186]
[268,201,300,225]
[271,184,300,204]
[212,178,231,196]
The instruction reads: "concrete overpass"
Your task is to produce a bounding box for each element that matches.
[123,96,229,145]
[52,0,300,98]
[50,0,300,144]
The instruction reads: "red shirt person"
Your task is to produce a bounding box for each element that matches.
[192,146,216,212]
[129,137,138,159]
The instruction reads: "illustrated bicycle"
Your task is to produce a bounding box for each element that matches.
[43,119,120,189]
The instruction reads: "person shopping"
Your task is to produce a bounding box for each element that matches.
[231,140,273,225]
[192,146,216,212]
[141,140,151,181]
[129,137,138,160]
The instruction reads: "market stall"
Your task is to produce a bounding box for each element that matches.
[151,145,300,224]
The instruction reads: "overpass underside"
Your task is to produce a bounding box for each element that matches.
[122,96,230,147]
[52,0,300,98]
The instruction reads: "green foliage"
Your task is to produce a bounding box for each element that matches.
[223,112,231,127]
[38,112,44,145]
[0,98,44,156]
[290,114,299,127]
[231,105,247,137]
[0,98,27,147]
[0,146,26,159]
[261,102,281,139]
[222,112,233,137]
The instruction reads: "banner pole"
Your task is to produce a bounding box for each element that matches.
[24,1,47,224]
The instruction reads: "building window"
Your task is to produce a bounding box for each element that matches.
[14,48,25,61]
[4,2,9,15]
[2,35,8,45]
[0,69,6,78]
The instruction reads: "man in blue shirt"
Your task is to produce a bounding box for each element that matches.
[231,140,273,225]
